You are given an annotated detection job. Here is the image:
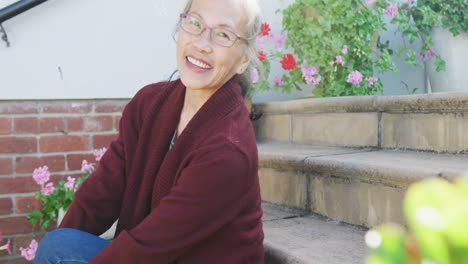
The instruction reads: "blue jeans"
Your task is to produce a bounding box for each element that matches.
[34,228,110,264]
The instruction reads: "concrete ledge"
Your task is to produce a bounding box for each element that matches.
[254,92,468,115]
[263,203,366,264]
[253,92,468,153]
[258,143,468,227]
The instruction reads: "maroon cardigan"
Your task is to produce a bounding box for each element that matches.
[59,76,264,263]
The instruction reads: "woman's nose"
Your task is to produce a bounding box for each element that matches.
[192,29,213,53]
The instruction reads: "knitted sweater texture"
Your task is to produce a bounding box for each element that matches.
[60,76,264,263]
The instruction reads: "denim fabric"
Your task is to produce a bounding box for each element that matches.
[34,228,110,264]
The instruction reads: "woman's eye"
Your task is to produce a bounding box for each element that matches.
[216,31,231,40]
[190,19,202,29]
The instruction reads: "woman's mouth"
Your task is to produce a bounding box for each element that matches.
[186,56,213,71]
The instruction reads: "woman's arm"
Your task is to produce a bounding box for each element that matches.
[59,88,144,235]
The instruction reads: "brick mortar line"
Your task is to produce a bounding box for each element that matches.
[377,111,382,148]
[0,193,36,199]
[0,213,30,219]
[4,169,89,177]
[0,150,100,158]
[0,112,123,117]
[0,131,118,137]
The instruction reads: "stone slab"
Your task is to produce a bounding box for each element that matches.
[310,176,405,227]
[260,168,309,210]
[254,114,291,143]
[254,92,468,115]
[263,203,367,264]
[259,143,468,188]
[258,143,468,227]
[291,113,378,147]
[382,112,468,153]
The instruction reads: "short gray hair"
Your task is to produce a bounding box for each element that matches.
[176,0,263,97]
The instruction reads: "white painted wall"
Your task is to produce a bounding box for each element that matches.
[0,0,425,100]
[0,0,181,99]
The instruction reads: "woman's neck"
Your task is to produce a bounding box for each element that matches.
[177,87,215,135]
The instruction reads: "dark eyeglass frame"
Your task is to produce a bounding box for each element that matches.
[179,13,248,48]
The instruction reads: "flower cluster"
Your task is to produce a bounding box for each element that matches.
[19,240,38,261]
[21,148,106,261]
[251,0,454,97]
[252,19,380,96]
[27,147,107,231]
[0,231,12,255]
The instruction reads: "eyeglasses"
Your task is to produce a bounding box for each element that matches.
[179,13,247,48]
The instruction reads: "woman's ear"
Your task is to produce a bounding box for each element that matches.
[237,53,251,74]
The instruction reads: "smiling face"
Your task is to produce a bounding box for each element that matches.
[176,0,250,94]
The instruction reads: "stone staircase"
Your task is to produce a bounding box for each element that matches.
[254,92,468,263]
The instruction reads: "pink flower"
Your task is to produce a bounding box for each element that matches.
[368,76,378,86]
[301,61,321,85]
[256,36,268,49]
[365,0,376,5]
[273,76,284,86]
[342,45,348,55]
[335,56,345,66]
[418,48,435,62]
[250,68,259,84]
[20,239,38,261]
[311,75,321,85]
[81,160,95,173]
[384,4,398,18]
[32,166,50,185]
[347,71,363,85]
[0,239,11,255]
[0,232,12,255]
[64,176,76,190]
[272,31,287,49]
[93,147,107,162]
[41,182,55,196]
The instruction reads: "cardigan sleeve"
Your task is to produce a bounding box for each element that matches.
[59,89,144,235]
[89,144,251,263]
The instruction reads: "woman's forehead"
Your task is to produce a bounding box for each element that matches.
[189,0,246,29]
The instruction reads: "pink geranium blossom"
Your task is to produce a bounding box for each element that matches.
[64,176,76,190]
[41,182,55,196]
[20,239,38,261]
[347,71,363,85]
[365,0,376,5]
[418,48,435,62]
[384,4,398,18]
[93,147,107,162]
[256,36,268,49]
[301,61,321,85]
[32,166,50,185]
[272,31,287,49]
[342,45,348,55]
[0,232,12,255]
[368,76,378,86]
[81,160,95,173]
[335,56,345,66]
[273,76,284,86]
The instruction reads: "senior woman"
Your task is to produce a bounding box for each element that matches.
[34,0,264,263]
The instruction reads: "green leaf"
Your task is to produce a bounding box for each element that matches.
[434,56,446,72]
[404,50,417,66]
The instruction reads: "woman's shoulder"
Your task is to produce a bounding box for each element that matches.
[133,79,180,102]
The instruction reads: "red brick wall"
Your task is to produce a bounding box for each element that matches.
[0,99,129,263]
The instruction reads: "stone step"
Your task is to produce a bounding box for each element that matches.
[253,92,468,153]
[262,202,366,264]
[258,143,468,228]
